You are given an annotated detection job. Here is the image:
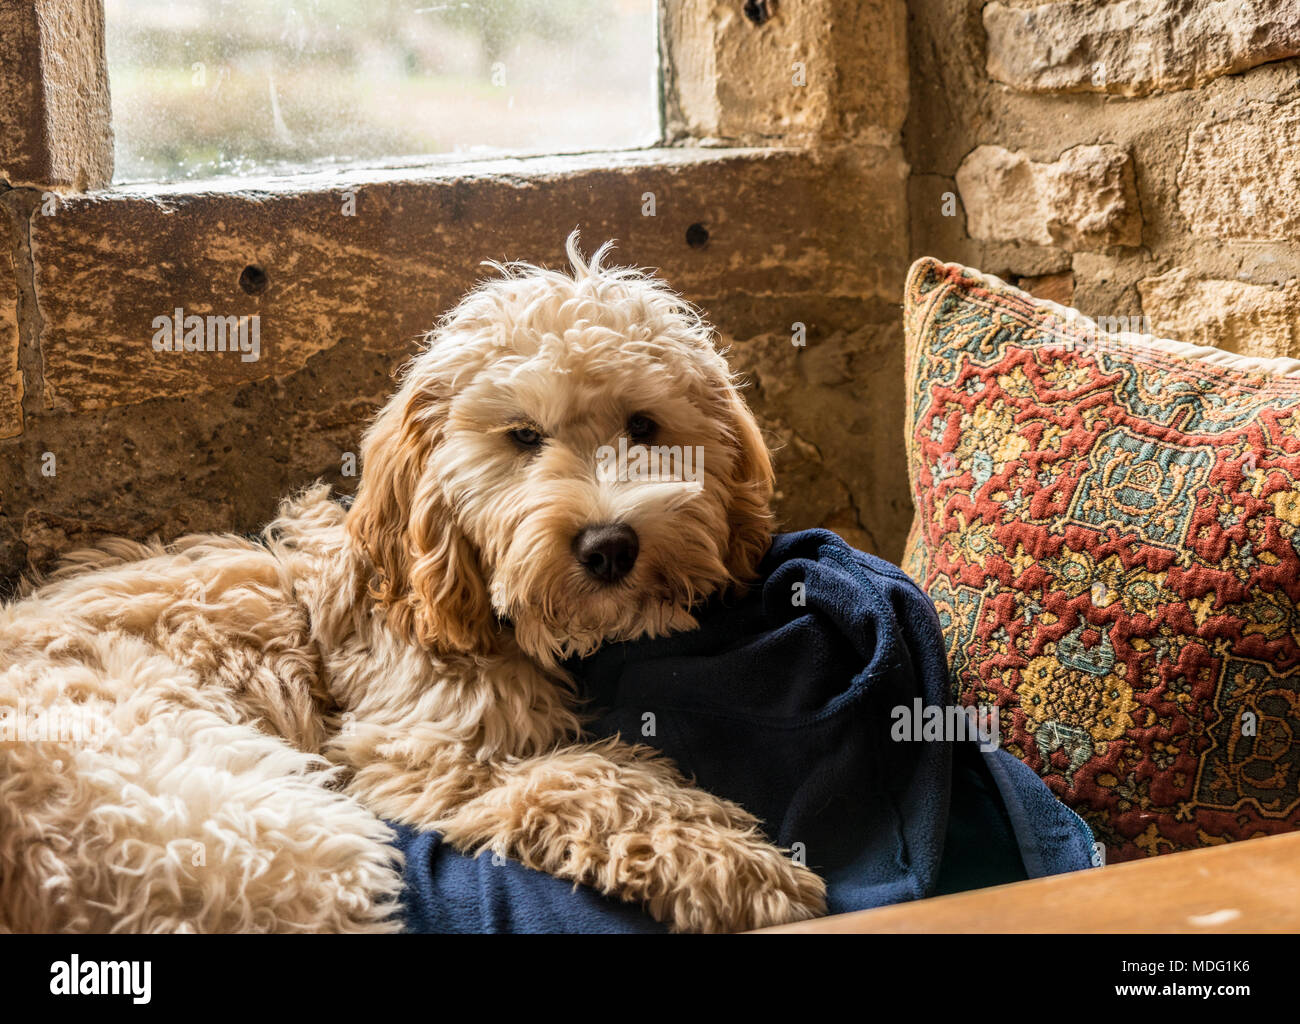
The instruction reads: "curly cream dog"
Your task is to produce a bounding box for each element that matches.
[0,236,827,933]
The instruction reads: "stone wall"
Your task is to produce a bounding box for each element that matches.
[0,0,916,593]
[909,0,1300,359]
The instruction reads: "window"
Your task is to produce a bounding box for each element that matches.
[105,0,661,184]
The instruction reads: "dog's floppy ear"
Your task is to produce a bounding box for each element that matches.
[716,375,775,587]
[347,382,496,654]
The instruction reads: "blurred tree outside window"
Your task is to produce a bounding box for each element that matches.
[105,0,661,184]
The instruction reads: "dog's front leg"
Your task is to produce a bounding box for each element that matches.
[334,672,824,931]
[428,739,826,933]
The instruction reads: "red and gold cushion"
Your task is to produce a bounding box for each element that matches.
[902,257,1300,861]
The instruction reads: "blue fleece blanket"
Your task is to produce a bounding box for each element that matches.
[390,530,1094,932]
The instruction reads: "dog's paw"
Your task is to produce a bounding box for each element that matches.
[649,834,827,933]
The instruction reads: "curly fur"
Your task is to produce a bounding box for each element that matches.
[0,235,827,933]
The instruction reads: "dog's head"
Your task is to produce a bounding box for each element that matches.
[347,234,773,665]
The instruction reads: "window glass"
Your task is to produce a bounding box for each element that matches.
[105,0,661,183]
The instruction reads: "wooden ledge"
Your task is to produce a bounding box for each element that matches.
[758,831,1300,933]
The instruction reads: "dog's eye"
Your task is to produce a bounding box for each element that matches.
[508,425,544,448]
[626,413,656,440]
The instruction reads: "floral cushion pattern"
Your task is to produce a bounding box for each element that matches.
[902,257,1300,861]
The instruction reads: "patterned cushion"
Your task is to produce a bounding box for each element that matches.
[902,257,1300,861]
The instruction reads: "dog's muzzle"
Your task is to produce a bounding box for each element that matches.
[573,523,639,584]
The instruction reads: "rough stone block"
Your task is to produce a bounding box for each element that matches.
[1017,271,1074,307]
[1179,100,1300,242]
[662,0,907,145]
[0,206,20,439]
[0,0,113,189]
[29,148,909,413]
[1139,269,1300,359]
[956,144,1140,251]
[985,0,1300,97]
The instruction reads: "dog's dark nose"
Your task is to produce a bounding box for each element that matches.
[573,524,639,584]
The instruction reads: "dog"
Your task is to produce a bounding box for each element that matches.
[0,235,827,933]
